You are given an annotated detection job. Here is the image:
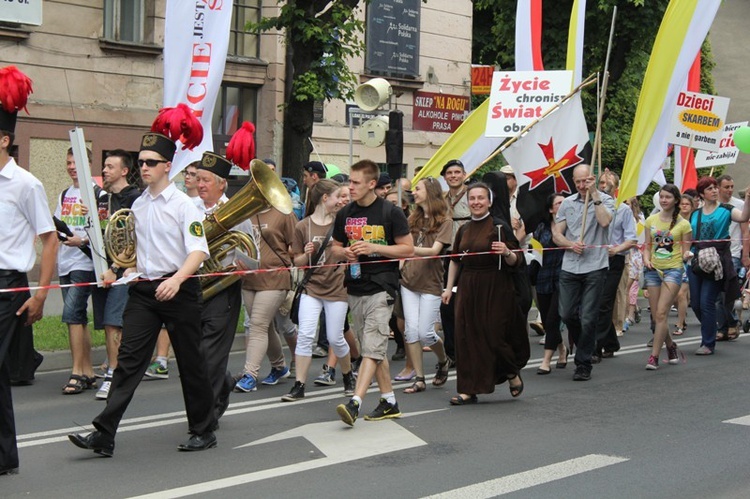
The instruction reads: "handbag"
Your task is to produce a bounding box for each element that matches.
[290,225,334,324]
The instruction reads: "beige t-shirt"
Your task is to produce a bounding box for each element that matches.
[241,208,296,291]
[401,218,453,296]
[292,218,347,302]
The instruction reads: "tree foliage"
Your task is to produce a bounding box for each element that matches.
[472,0,716,199]
[248,0,367,181]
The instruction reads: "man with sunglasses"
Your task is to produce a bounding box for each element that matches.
[69,127,217,456]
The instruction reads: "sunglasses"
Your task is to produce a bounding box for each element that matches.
[137,159,166,168]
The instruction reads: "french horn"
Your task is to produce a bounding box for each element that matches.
[104,208,137,269]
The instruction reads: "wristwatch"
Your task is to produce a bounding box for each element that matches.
[110,264,120,273]
[593,200,602,206]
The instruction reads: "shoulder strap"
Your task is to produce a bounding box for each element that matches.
[60,187,69,207]
[298,225,334,289]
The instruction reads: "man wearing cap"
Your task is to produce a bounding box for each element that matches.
[302,161,327,189]
[0,66,58,476]
[69,119,218,456]
[194,152,247,423]
[440,159,469,364]
[375,172,392,198]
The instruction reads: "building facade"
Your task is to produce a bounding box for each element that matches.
[2,0,472,210]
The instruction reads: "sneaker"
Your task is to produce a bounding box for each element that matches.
[235,373,258,392]
[342,371,356,397]
[95,377,112,400]
[364,398,402,421]
[391,347,406,361]
[634,307,642,323]
[646,355,659,370]
[351,357,362,377]
[646,338,654,348]
[623,318,632,332]
[289,360,296,374]
[93,362,109,379]
[261,366,290,386]
[144,361,168,380]
[336,399,360,426]
[572,368,591,381]
[314,365,336,386]
[281,381,305,402]
[666,343,683,365]
[312,345,328,358]
[694,345,714,355]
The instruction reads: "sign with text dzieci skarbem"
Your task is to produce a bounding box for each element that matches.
[485,71,573,138]
[669,91,730,153]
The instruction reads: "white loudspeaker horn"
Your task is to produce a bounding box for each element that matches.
[359,116,389,147]
[354,78,392,111]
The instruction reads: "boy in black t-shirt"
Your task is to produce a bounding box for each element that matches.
[333,160,413,426]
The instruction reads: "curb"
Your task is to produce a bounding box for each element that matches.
[36,333,246,373]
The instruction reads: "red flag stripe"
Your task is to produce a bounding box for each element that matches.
[680,52,701,192]
[531,0,544,70]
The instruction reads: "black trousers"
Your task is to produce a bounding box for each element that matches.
[0,271,28,472]
[538,289,562,350]
[93,278,215,438]
[594,255,625,354]
[201,280,242,409]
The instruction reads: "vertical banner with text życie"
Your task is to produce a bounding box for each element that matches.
[164,0,232,179]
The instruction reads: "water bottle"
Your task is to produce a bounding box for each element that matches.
[350,262,361,279]
[739,267,747,281]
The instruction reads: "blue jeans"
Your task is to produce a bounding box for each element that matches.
[687,266,723,350]
[558,268,607,372]
[716,256,741,333]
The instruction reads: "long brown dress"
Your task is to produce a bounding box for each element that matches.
[453,216,530,395]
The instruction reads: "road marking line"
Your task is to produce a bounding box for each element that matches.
[421,454,629,498]
[16,337,702,447]
[127,420,427,499]
[723,415,750,426]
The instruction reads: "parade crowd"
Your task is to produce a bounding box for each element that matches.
[3,67,750,477]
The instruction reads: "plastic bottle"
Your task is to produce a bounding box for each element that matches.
[350,262,361,279]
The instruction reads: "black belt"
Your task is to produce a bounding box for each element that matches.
[0,269,22,278]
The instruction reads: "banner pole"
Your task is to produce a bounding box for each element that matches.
[469,72,598,176]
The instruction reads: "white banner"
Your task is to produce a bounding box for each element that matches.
[164,0,232,179]
[0,0,42,26]
[485,71,572,138]
[668,91,730,153]
[695,121,748,168]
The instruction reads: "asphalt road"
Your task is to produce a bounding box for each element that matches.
[6,308,750,498]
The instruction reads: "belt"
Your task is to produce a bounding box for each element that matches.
[0,269,22,278]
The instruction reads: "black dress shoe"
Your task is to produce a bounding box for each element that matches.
[178,432,217,452]
[68,431,115,457]
[591,354,601,364]
[573,368,591,381]
[0,467,19,476]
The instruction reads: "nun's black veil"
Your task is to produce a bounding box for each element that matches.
[482,171,519,246]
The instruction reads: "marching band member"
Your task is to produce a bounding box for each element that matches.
[69,105,217,456]
[0,65,58,476]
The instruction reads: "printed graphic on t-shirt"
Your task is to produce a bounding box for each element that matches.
[652,229,674,260]
[345,216,386,255]
[61,195,87,227]
[698,219,719,240]
[311,235,328,265]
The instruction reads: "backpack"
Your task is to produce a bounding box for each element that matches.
[281,177,305,220]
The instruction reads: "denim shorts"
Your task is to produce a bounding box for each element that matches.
[93,283,129,329]
[644,268,684,288]
[60,270,96,324]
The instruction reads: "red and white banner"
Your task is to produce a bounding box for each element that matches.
[164,0,232,179]
[515,0,544,71]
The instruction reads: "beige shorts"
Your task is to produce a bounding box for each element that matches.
[348,291,393,361]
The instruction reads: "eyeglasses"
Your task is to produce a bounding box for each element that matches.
[137,159,166,168]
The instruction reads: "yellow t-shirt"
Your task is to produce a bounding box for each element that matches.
[644,214,691,270]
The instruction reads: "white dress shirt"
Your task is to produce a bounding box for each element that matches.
[0,158,55,272]
[132,182,209,279]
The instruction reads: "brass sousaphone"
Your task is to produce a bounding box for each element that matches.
[199,159,293,300]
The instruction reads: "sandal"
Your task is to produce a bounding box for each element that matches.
[509,374,524,398]
[62,374,96,395]
[433,360,450,386]
[449,394,477,405]
[727,327,740,341]
[403,376,426,394]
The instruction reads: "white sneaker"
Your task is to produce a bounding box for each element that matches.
[96,377,112,400]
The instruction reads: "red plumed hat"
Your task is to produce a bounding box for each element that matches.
[0,65,33,133]
[225,121,256,171]
[150,103,204,151]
